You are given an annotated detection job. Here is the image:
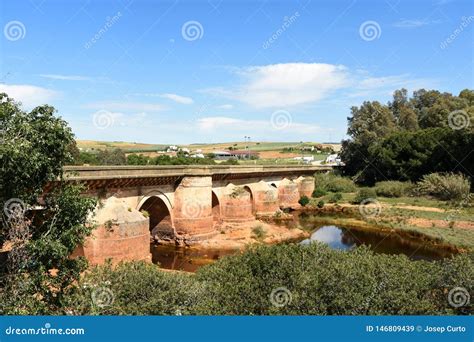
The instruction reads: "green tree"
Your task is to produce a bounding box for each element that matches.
[342,88,474,184]
[0,93,96,314]
[341,101,396,182]
[127,153,150,165]
[347,101,396,145]
[389,88,418,131]
[96,148,127,165]
[369,128,474,183]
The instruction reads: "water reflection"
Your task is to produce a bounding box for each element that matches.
[299,225,453,260]
[300,225,348,250]
[151,244,237,272]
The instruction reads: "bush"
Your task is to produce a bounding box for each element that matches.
[251,225,266,240]
[328,192,343,203]
[194,244,473,315]
[314,173,356,193]
[62,261,199,315]
[28,245,474,316]
[374,181,412,198]
[312,188,327,198]
[317,200,325,208]
[298,195,310,206]
[354,188,377,204]
[416,173,471,201]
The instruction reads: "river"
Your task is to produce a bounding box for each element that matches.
[151,212,455,272]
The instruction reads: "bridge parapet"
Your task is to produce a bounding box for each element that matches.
[62,165,332,186]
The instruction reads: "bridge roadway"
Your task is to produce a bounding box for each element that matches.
[63,164,332,181]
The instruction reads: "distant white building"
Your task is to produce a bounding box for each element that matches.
[325,154,342,165]
[166,145,178,152]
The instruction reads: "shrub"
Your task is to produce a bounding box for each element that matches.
[298,195,310,206]
[312,187,327,198]
[251,225,266,240]
[374,181,412,198]
[416,173,471,201]
[62,261,199,315]
[194,244,473,315]
[354,188,377,204]
[328,192,343,203]
[32,245,474,316]
[317,200,325,208]
[314,173,356,193]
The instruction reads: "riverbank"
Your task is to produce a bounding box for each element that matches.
[159,219,309,251]
[303,194,474,252]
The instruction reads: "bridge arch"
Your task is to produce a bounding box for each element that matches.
[138,193,174,241]
[243,185,256,214]
[211,190,221,225]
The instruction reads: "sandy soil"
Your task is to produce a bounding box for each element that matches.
[388,204,447,213]
[194,220,309,250]
[406,218,474,230]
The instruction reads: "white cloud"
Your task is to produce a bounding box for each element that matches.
[217,104,234,109]
[351,74,437,98]
[94,111,148,128]
[204,62,436,108]
[39,74,92,81]
[197,116,321,135]
[393,19,442,28]
[0,84,58,109]
[84,101,165,112]
[204,63,350,109]
[159,93,194,104]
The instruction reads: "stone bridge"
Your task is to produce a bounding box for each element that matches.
[63,165,332,264]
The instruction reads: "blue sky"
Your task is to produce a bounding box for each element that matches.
[1,0,473,144]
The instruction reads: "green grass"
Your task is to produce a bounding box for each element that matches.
[383,207,473,222]
[377,196,453,209]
